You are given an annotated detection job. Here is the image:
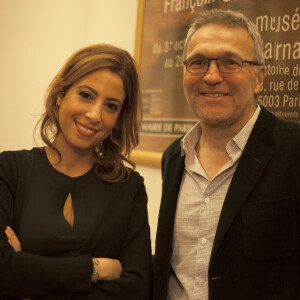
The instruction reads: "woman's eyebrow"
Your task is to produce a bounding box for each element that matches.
[106,97,123,105]
[77,85,123,104]
[76,85,98,96]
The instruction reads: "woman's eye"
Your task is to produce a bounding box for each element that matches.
[106,103,119,111]
[79,91,92,99]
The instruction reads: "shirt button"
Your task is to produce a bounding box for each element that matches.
[204,197,210,203]
[199,278,204,285]
[201,238,207,244]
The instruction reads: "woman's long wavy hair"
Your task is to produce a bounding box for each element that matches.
[37,44,142,182]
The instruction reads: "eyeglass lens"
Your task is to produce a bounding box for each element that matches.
[186,57,243,74]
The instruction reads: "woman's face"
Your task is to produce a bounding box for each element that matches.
[55,68,125,155]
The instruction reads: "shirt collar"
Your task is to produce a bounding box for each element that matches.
[180,105,261,159]
[180,122,201,156]
[229,105,260,152]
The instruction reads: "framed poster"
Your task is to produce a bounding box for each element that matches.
[131,0,300,167]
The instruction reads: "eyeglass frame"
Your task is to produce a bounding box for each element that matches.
[183,57,263,74]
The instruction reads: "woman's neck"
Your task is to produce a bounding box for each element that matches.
[46,138,94,177]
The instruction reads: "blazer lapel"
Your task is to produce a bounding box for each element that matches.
[157,142,185,242]
[154,140,185,299]
[210,107,276,265]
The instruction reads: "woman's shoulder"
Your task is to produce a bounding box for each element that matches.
[0,148,41,186]
[0,147,41,165]
[125,168,144,184]
[115,169,147,203]
[112,168,145,192]
[0,148,47,177]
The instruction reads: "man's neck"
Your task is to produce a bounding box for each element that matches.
[195,117,250,180]
[196,130,231,181]
[195,105,258,180]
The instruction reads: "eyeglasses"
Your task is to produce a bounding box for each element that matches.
[183,57,263,74]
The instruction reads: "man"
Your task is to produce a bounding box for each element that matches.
[154,9,300,300]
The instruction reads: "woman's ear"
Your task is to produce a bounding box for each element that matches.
[56,94,63,106]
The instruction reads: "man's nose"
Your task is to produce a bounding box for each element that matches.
[202,60,223,84]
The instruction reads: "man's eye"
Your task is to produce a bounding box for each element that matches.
[79,91,92,99]
[223,58,240,66]
[190,59,206,66]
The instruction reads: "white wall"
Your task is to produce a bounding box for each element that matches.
[0,0,161,253]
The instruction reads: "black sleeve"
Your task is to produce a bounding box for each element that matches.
[91,175,153,300]
[0,151,93,298]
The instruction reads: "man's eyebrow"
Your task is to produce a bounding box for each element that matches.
[221,51,242,58]
[187,51,242,59]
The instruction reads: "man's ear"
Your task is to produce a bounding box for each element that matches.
[254,66,266,94]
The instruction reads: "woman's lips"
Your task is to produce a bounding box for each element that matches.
[75,121,98,137]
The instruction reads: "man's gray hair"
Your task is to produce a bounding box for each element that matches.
[183,9,265,64]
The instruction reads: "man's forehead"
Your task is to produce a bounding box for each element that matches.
[186,24,253,58]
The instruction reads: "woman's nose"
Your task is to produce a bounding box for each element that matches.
[86,102,102,123]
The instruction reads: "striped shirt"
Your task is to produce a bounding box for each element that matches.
[168,106,261,300]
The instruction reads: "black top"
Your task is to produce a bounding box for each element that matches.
[0,148,152,299]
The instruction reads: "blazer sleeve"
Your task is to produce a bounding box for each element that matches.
[0,151,93,298]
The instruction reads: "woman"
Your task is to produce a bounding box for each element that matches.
[0,44,152,299]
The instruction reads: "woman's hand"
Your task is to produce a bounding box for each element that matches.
[93,258,122,281]
[5,226,21,252]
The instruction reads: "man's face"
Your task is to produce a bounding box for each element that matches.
[183,24,265,131]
